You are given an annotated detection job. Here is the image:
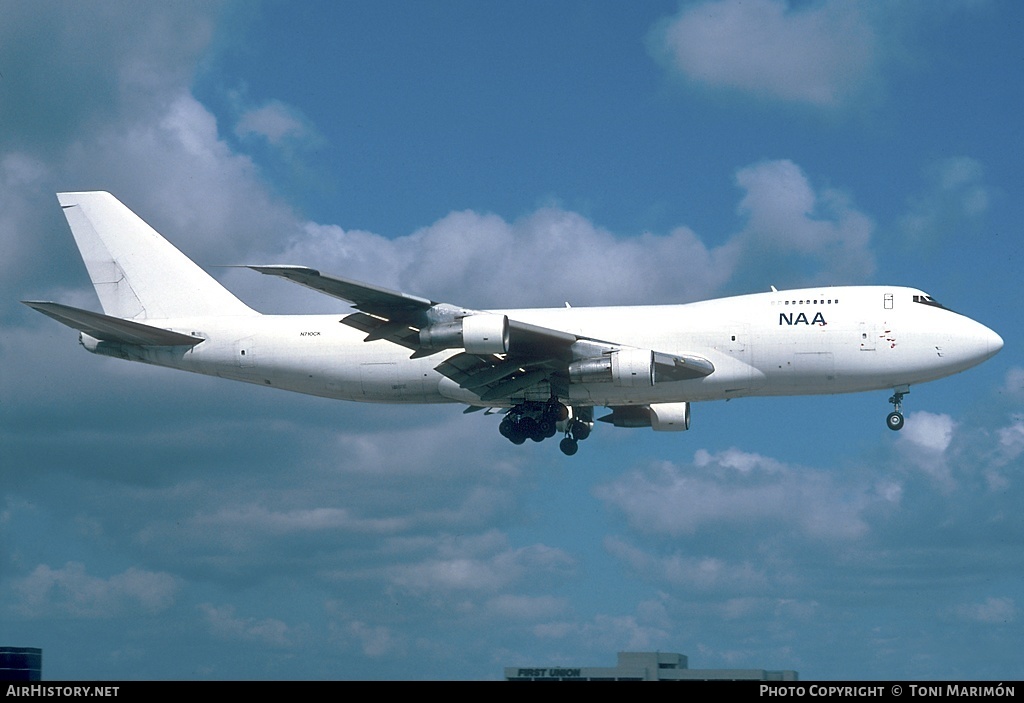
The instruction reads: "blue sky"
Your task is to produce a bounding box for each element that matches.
[1,0,1022,680]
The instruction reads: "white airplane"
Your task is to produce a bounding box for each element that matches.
[25,192,1003,455]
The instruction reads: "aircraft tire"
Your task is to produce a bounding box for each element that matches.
[571,420,591,441]
[559,437,579,456]
[886,411,905,431]
[539,417,557,438]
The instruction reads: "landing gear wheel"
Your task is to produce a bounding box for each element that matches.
[886,411,904,431]
[538,417,557,439]
[886,386,909,432]
[550,402,570,422]
[559,437,579,456]
[570,420,591,441]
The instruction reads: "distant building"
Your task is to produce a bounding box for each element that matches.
[505,651,797,681]
[0,647,42,681]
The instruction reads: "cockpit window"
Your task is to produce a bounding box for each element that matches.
[913,294,951,311]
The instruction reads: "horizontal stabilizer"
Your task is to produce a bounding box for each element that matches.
[22,301,203,346]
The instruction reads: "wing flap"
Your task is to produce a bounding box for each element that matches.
[23,301,203,346]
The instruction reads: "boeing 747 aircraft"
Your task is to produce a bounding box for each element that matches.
[24,192,1003,455]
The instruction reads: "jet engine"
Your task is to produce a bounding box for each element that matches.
[568,348,655,387]
[650,401,691,431]
[598,402,691,431]
[419,313,510,354]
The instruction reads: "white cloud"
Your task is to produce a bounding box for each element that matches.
[595,451,873,540]
[391,540,574,595]
[896,411,958,487]
[200,603,297,647]
[279,207,736,309]
[954,596,1017,624]
[652,0,879,108]
[994,420,1024,466]
[346,620,402,657]
[485,594,568,620]
[899,411,956,454]
[533,613,671,652]
[271,158,872,310]
[235,101,316,146]
[13,562,178,618]
[605,536,770,592]
[898,156,992,246]
[732,159,875,281]
[1000,367,1024,398]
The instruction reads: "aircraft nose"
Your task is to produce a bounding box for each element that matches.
[984,325,1004,358]
[967,320,1003,364]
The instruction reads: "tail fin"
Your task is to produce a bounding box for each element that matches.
[57,191,257,319]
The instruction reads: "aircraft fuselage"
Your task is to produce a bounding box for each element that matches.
[82,284,1001,408]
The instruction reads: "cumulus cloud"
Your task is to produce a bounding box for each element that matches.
[390,537,574,595]
[954,596,1017,624]
[731,160,875,283]
[235,100,318,147]
[595,451,874,540]
[268,158,872,310]
[12,562,178,618]
[1002,367,1024,399]
[485,594,568,620]
[200,603,297,647]
[605,536,771,592]
[899,411,956,454]
[277,208,736,309]
[996,421,1024,461]
[651,0,880,108]
[345,620,403,657]
[896,411,958,487]
[898,156,993,247]
[533,612,671,652]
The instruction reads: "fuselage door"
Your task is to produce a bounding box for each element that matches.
[858,323,876,351]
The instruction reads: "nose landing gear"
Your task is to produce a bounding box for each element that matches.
[886,386,909,431]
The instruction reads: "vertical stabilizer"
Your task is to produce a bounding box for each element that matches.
[57,192,257,319]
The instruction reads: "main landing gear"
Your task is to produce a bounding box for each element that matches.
[498,400,592,455]
[558,416,591,456]
[886,385,909,431]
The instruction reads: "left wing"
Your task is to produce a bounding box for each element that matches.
[246,265,433,350]
[247,265,713,401]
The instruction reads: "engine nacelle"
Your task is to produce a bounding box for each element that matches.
[649,401,690,431]
[612,348,654,387]
[419,314,510,354]
[598,402,691,431]
[569,349,655,387]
